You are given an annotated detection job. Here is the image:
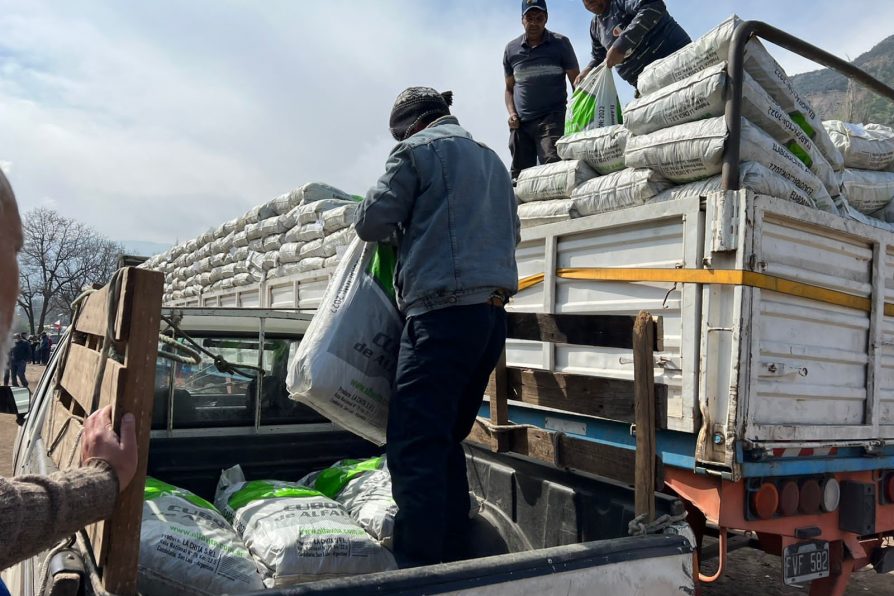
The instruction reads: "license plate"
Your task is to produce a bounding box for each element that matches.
[783,540,830,586]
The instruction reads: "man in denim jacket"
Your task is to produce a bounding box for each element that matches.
[355,87,519,567]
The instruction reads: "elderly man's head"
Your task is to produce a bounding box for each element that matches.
[0,170,23,354]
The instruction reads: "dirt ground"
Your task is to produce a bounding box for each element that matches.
[0,364,44,476]
[1,364,894,593]
[700,537,894,595]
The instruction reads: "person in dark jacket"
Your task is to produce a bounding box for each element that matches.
[576,0,690,91]
[355,87,519,567]
[9,334,30,388]
[39,333,51,365]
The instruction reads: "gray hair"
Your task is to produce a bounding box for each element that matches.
[0,169,14,216]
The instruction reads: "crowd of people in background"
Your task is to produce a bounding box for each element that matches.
[2,332,52,389]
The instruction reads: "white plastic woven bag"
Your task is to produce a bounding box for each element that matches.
[515,160,598,203]
[138,478,265,595]
[825,121,894,171]
[625,116,837,213]
[637,15,843,170]
[286,238,400,445]
[556,125,629,175]
[572,168,671,217]
[565,64,623,135]
[214,466,396,587]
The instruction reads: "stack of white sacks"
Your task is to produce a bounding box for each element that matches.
[141,183,359,304]
[515,15,894,232]
[823,121,894,226]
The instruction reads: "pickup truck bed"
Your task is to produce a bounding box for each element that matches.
[147,425,693,594]
[4,306,694,595]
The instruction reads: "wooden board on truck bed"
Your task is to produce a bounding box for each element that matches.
[42,267,163,595]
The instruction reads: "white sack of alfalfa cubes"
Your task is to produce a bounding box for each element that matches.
[637,15,844,172]
[624,116,838,214]
[824,121,894,171]
[300,456,397,548]
[138,477,265,596]
[514,160,598,202]
[556,125,629,175]
[215,465,397,587]
[286,237,400,445]
[623,62,839,197]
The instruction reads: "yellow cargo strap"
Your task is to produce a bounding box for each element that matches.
[517,268,890,316]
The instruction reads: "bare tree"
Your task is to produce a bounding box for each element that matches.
[17,208,123,334]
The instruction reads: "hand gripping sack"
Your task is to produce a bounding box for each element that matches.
[565,64,623,135]
[287,238,400,445]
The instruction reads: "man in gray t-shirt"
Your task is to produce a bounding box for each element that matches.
[504,0,579,180]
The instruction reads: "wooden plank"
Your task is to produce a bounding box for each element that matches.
[486,369,667,427]
[490,352,510,452]
[466,418,497,450]
[511,427,638,484]
[507,312,661,351]
[464,417,660,487]
[45,399,84,470]
[94,268,163,594]
[59,343,126,414]
[633,311,657,522]
[73,271,131,341]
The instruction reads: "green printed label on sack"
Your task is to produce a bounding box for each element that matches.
[228,481,324,511]
[312,457,385,499]
[789,111,816,139]
[785,140,813,168]
[368,244,397,302]
[567,90,624,135]
[565,65,623,135]
[144,477,218,511]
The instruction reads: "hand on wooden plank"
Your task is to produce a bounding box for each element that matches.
[80,406,137,493]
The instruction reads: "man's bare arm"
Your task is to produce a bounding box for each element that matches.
[505,76,520,129]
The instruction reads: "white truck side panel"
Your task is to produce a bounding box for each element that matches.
[882,247,894,425]
[511,198,704,433]
[738,197,894,445]
[167,190,894,470]
[185,268,337,312]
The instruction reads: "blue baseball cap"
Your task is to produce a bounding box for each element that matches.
[522,0,547,15]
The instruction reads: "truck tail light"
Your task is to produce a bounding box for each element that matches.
[779,480,800,516]
[799,479,822,515]
[752,482,779,520]
[821,478,840,512]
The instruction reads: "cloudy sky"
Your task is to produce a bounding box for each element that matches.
[2,1,893,251]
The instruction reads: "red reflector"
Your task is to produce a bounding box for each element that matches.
[779,481,800,516]
[799,479,822,514]
[753,483,779,520]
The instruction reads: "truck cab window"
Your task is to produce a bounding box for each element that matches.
[152,337,325,430]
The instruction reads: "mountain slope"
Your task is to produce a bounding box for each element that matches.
[791,34,894,126]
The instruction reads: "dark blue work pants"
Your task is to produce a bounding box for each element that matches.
[386,303,507,567]
[4,360,27,388]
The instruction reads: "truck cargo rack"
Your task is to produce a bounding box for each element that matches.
[722,20,894,190]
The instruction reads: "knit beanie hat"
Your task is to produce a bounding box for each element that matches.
[389,87,454,141]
